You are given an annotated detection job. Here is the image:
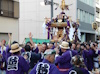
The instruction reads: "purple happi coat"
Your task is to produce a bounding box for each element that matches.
[6,46,29,74]
[67,66,89,74]
[30,59,60,74]
[21,48,25,53]
[55,49,77,74]
[32,47,39,53]
[83,49,96,71]
[6,45,11,59]
[6,55,30,74]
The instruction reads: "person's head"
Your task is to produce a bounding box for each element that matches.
[48,42,54,49]
[69,42,72,49]
[80,44,85,50]
[60,41,70,53]
[26,41,33,49]
[76,43,80,49]
[95,41,98,45]
[44,49,56,63]
[90,43,95,49]
[26,41,32,46]
[84,45,86,50]
[86,43,90,49]
[24,45,31,52]
[42,42,47,52]
[1,39,6,46]
[11,41,18,45]
[10,43,21,55]
[72,55,83,66]
[95,41,98,49]
[72,43,76,50]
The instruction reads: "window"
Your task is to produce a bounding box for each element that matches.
[14,1,19,18]
[87,0,89,5]
[81,10,83,21]
[84,0,86,3]
[77,8,94,24]
[83,11,85,22]
[1,0,9,17]
[86,12,88,23]
[0,0,19,18]
[80,10,82,21]
[89,0,92,6]
[88,13,90,23]
[92,14,94,23]
[85,12,87,22]
[91,0,94,7]
[9,1,13,17]
[77,9,80,19]
[90,14,92,23]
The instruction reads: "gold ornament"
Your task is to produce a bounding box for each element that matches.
[92,22,98,30]
[60,0,65,10]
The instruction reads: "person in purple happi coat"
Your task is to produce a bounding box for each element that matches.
[67,55,89,74]
[30,49,60,74]
[0,38,8,74]
[21,45,43,69]
[83,43,98,71]
[55,41,77,74]
[6,43,29,74]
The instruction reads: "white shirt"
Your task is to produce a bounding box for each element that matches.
[0,46,6,54]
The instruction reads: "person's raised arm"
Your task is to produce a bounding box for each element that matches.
[8,33,12,47]
[29,32,35,48]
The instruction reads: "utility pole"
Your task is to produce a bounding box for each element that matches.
[44,0,54,20]
[51,0,53,39]
[51,0,53,20]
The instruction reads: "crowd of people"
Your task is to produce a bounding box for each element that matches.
[0,33,100,74]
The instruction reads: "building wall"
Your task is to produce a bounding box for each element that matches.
[0,16,19,42]
[65,0,95,42]
[0,0,19,42]
[77,0,95,33]
[95,0,100,40]
[19,0,50,44]
[96,0,100,23]
[77,0,95,42]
